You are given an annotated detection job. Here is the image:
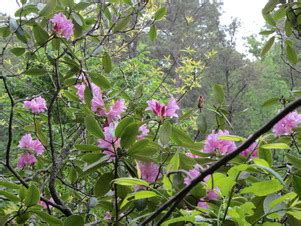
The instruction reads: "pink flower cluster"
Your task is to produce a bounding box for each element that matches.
[75,82,101,102]
[139,161,160,183]
[203,130,237,155]
[24,96,47,113]
[18,134,45,154]
[197,187,221,209]
[146,98,179,118]
[17,153,37,169]
[184,166,200,185]
[17,134,44,168]
[75,76,126,123]
[184,166,220,209]
[91,94,126,122]
[97,123,120,160]
[272,111,301,136]
[50,13,74,40]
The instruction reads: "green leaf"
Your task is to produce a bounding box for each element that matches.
[19,186,27,201]
[61,0,74,8]
[34,211,62,225]
[39,0,57,17]
[128,140,160,161]
[24,68,47,76]
[273,6,286,20]
[115,117,134,137]
[94,173,114,197]
[286,153,301,171]
[0,26,11,38]
[269,192,297,209]
[262,0,279,14]
[74,2,90,11]
[261,143,290,150]
[121,190,158,208]
[84,85,93,109]
[72,12,83,26]
[102,52,113,73]
[113,178,149,187]
[213,84,225,104]
[240,179,283,196]
[75,144,101,152]
[218,135,244,142]
[166,152,180,172]
[90,73,111,90]
[259,149,273,166]
[10,47,25,56]
[171,126,193,146]
[288,210,301,220]
[15,5,39,17]
[0,180,20,189]
[33,25,49,46]
[120,122,139,149]
[24,183,40,207]
[159,121,172,145]
[261,36,275,57]
[84,115,104,138]
[64,215,84,226]
[285,19,292,37]
[292,175,301,197]
[259,30,275,36]
[154,7,167,20]
[253,164,285,186]
[0,190,20,202]
[162,216,195,226]
[113,16,131,32]
[286,42,298,65]
[149,24,157,41]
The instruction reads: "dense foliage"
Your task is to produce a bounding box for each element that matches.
[2,0,301,225]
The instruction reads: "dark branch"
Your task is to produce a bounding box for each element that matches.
[142,97,301,225]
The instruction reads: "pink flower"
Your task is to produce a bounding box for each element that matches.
[139,161,160,183]
[75,84,86,101]
[76,82,101,102]
[241,141,258,158]
[206,188,220,201]
[272,111,301,136]
[203,130,237,155]
[24,96,47,113]
[106,99,127,122]
[91,84,102,97]
[146,98,180,118]
[97,123,120,159]
[184,166,200,185]
[17,153,37,168]
[91,93,106,116]
[18,134,44,155]
[197,199,209,209]
[50,13,74,40]
[137,124,149,140]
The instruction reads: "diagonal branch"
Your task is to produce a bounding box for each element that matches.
[142,97,301,225]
